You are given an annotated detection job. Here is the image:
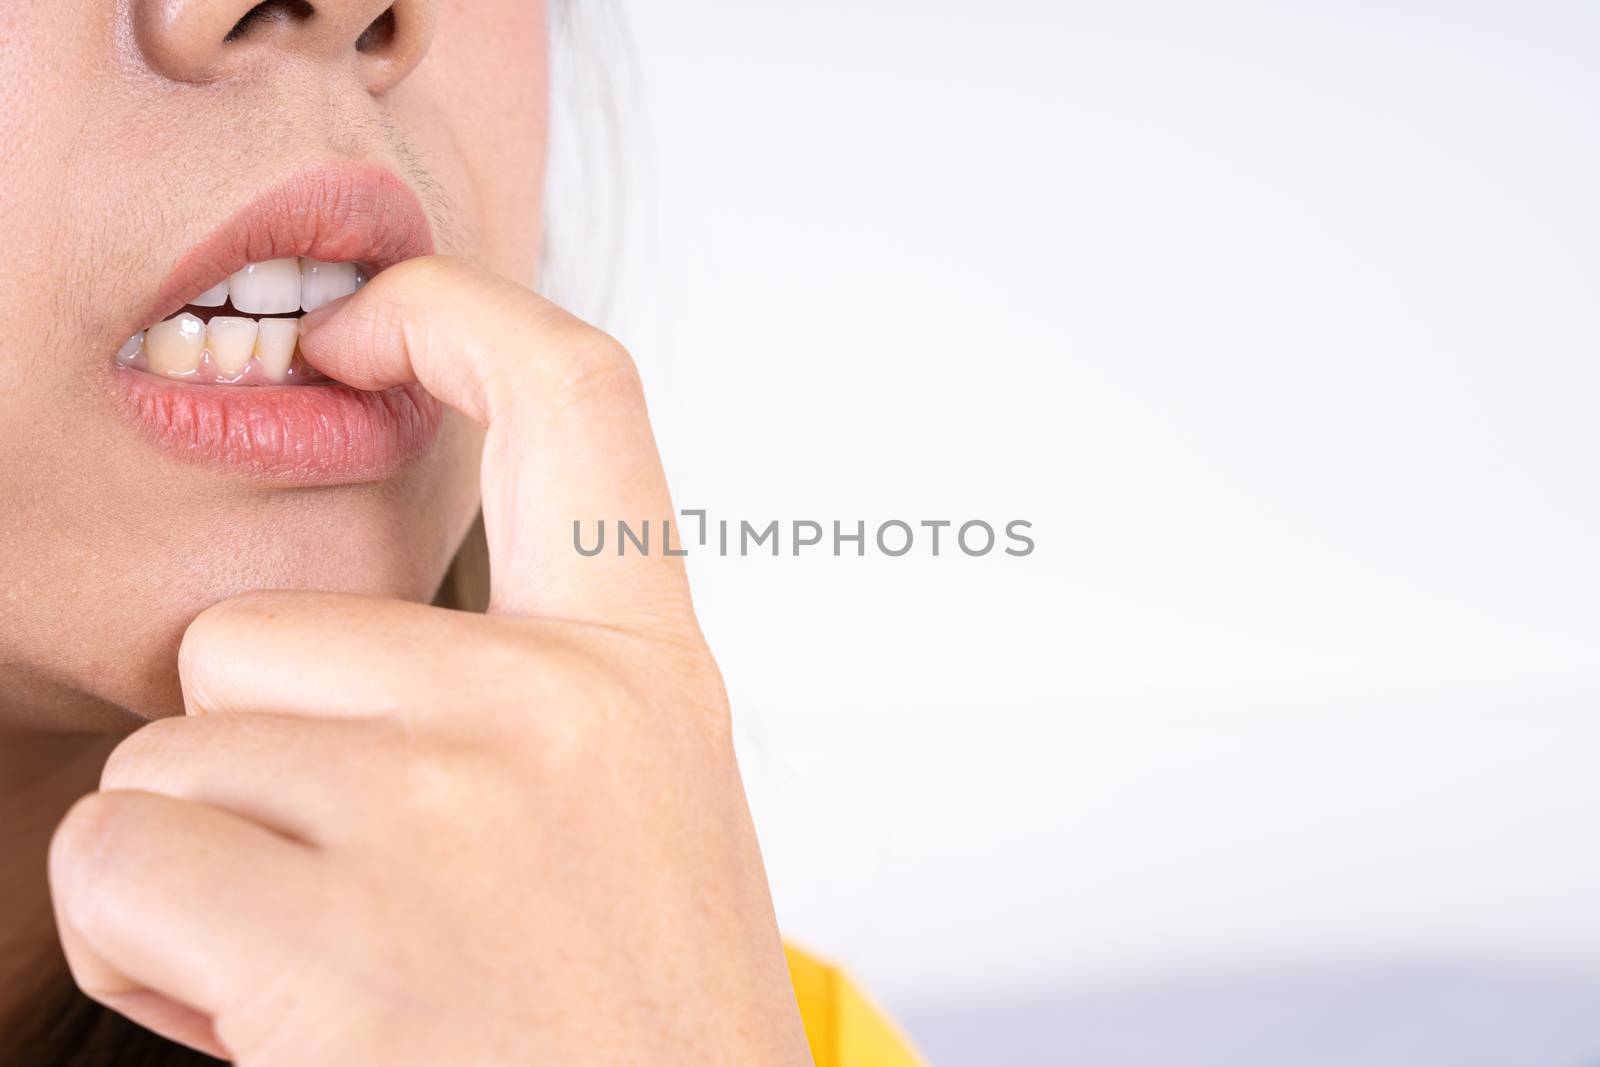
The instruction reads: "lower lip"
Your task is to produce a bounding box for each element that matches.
[115,368,443,483]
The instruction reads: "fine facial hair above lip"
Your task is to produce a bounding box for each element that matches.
[52,65,468,353]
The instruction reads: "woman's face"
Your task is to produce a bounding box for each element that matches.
[0,0,548,728]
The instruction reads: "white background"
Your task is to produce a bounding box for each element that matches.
[610,3,1600,1063]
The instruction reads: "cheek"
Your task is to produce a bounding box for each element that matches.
[388,0,549,286]
[0,7,111,394]
[0,3,527,724]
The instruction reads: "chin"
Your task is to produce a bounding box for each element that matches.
[4,419,481,731]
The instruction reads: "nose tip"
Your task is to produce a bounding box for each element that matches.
[133,0,436,92]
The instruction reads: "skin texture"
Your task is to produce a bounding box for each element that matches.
[0,0,541,725]
[1,3,812,1063]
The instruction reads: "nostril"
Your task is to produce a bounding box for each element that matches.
[355,8,397,54]
[134,0,431,86]
[223,0,315,44]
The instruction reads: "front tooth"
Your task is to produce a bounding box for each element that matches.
[299,259,360,312]
[191,279,229,307]
[145,314,205,376]
[254,318,298,382]
[206,316,259,375]
[229,258,300,314]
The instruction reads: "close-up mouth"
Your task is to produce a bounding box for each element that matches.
[111,162,444,482]
[116,257,366,386]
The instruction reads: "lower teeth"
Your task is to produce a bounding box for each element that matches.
[116,312,328,386]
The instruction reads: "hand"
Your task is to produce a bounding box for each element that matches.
[47,258,814,1066]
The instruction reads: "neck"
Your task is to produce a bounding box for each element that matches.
[0,730,120,1026]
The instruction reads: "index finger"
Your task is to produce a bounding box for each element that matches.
[296,256,692,631]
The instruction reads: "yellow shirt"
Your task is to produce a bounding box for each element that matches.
[784,944,925,1067]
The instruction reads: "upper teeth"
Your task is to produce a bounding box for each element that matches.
[299,259,363,313]
[191,279,229,307]
[219,257,365,315]
[230,259,302,314]
[119,258,366,385]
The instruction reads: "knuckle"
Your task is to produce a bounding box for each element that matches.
[447,622,736,777]
[179,590,317,711]
[49,792,129,915]
[51,793,109,865]
[181,590,282,660]
[503,629,734,764]
[98,719,181,792]
[389,735,476,818]
[549,331,645,414]
[512,644,612,748]
[585,336,645,395]
[175,618,224,712]
[467,632,621,761]
[643,644,735,756]
[683,652,735,749]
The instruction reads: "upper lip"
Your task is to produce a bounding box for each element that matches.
[145,162,435,328]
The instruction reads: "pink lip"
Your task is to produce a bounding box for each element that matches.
[115,163,443,483]
[117,373,440,482]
